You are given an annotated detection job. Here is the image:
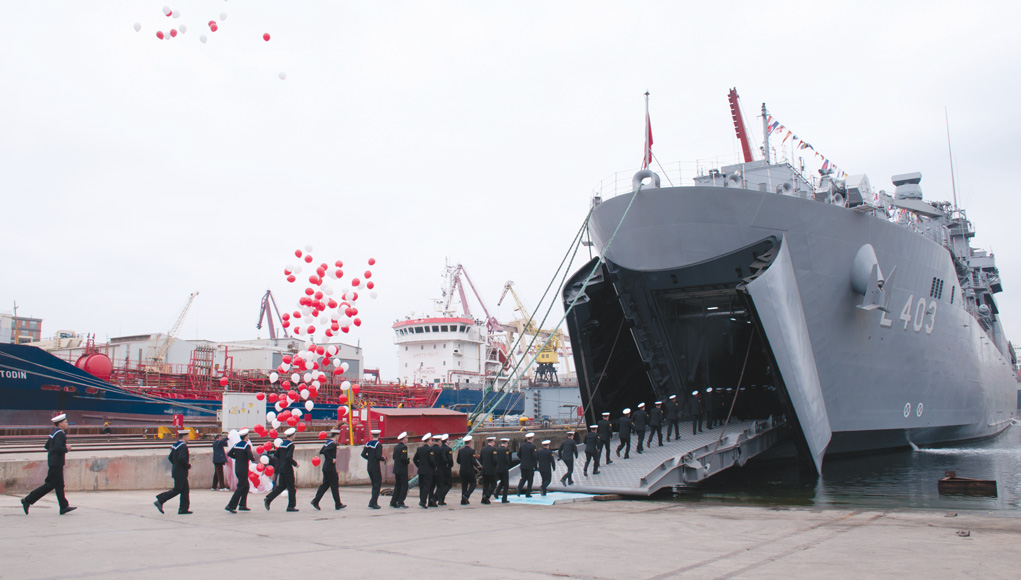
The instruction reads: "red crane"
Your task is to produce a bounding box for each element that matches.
[728,88,755,163]
[257,290,289,339]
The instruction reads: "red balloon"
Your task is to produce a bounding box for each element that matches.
[304,255,313,263]
[306,325,316,334]
[368,258,376,266]
[219,377,229,387]
[287,417,298,427]
[256,392,265,401]
[353,318,362,327]
[282,355,292,363]
[335,260,344,268]
[281,380,292,389]
[268,393,278,403]
[311,456,321,466]
[314,291,323,300]
[292,311,302,318]
[337,406,348,417]
[297,422,307,432]
[269,429,278,438]
[256,463,265,472]
[295,249,302,258]
[351,278,361,287]
[351,385,361,395]
[334,268,343,279]
[287,274,296,283]
[364,270,372,279]
[156,31,164,39]
[265,466,274,477]
[279,410,292,421]
[304,287,314,296]
[341,326,350,334]
[318,431,328,440]
[169,29,178,38]
[338,394,348,404]
[366,281,375,290]
[210,22,218,32]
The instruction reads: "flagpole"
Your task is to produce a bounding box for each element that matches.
[642,91,652,170]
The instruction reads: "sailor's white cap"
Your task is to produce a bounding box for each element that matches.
[440,434,449,441]
[589,425,598,429]
[500,437,510,441]
[541,439,551,445]
[284,427,297,436]
[669,394,677,400]
[238,428,250,436]
[637,402,645,408]
[706,387,713,393]
[463,435,473,442]
[177,429,190,436]
[691,390,698,396]
[486,436,496,441]
[330,429,341,435]
[525,432,535,438]
[623,408,631,414]
[422,433,432,441]
[655,401,663,405]
[397,431,408,439]
[564,430,574,434]
[601,412,610,416]
[51,413,67,423]
[370,429,381,435]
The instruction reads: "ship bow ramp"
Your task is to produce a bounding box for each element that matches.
[564,234,831,480]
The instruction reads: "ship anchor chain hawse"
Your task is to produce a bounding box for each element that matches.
[560,89,1017,491]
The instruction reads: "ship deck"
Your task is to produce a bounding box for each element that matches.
[511,417,784,496]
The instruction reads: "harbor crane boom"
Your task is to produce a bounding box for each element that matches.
[256,290,289,339]
[443,263,502,334]
[146,292,198,371]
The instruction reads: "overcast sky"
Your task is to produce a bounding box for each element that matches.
[3,1,1021,380]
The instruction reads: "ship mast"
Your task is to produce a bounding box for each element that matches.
[762,102,770,164]
[727,88,755,163]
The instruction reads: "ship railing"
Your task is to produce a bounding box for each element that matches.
[594,157,812,200]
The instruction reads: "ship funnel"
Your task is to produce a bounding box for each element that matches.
[632,169,661,191]
[892,172,923,200]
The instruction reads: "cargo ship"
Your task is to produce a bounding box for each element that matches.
[564,90,1017,474]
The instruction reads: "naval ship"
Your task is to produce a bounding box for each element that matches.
[564,92,1017,475]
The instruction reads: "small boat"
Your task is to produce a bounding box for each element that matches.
[937,471,997,496]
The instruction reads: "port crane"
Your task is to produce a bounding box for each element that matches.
[256,290,289,339]
[146,292,198,372]
[497,281,570,385]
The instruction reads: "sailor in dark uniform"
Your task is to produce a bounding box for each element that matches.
[390,431,410,508]
[616,408,633,459]
[536,439,557,495]
[558,431,578,486]
[666,394,682,441]
[428,435,443,506]
[647,401,664,447]
[361,429,385,509]
[479,436,497,504]
[413,433,435,508]
[495,437,512,503]
[687,390,703,434]
[583,425,600,476]
[597,412,613,465]
[22,413,76,515]
[154,429,192,514]
[264,427,300,512]
[516,432,538,497]
[632,402,648,454]
[312,429,346,510]
[226,428,256,513]
[456,435,479,504]
[436,434,454,505]
[704,387,717,429]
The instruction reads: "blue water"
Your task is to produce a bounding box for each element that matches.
[676,423,1021,513]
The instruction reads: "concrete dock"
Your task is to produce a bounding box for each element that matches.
[3,488,1018,579]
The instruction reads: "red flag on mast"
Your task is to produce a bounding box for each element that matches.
[642,92,653,169]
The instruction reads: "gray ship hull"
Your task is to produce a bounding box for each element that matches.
[566,184,1016,473]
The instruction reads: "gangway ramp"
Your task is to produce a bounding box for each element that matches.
[510,417,784,497]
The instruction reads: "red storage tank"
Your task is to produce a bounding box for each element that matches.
[76,353,113,381]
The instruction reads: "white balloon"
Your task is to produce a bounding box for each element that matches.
[260,455,269,465]
[332,358,341,367]
[300,388,310,400]
[274,438,283,447]
[172,9,180,18]
[179,24,187,33]
[279,71,287,80]
[272,420,281,429]
[311,380,321,389]
[304,244,313,253]
[162,6,171,16]
[291,373,300,383]
[266,411,276,422]
[199,34,207,43]
[294,264,302,274]
[305,400,314,412]
[133,22,141,32]
[341,381,351,391]
[292,409,303,418]
[274,402,284,413]
[341,362,350,372]
[370,291,378,299]
[269,372,279,383]
[219,12,228,21]
[303,372,312,383]
[324,287,334,296]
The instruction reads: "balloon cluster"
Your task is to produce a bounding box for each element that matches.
[239,245,377,473]
[133,5,284,79]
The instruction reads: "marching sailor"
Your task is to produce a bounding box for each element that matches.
[311,429,346,510]
[558,431,578,486]
[264,427,300,512]
[495,437,512,503]
[666,394,682,442]
[154,429,192,514]
[616,408,633,459]
[516,432,538,498]
[361,429,385,509]
[536,439,557,496]
[390,431,410,508]
[435,434,454,505]
[632,402,648,454]
[225,428,256,513]
[597,412,613,465]
[479,436,497,504]
[413,433,435,508]
[583,425,600,476]
[456,435,479,505]
[22,413,76,515]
